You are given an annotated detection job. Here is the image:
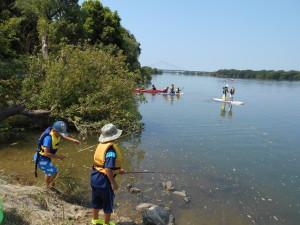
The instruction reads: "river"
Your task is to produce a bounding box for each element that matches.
[1,73,300,225]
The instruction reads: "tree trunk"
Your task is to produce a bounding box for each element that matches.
[41,35,48,59]
[0,105,50,122]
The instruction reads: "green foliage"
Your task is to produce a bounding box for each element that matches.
[213,69,300,81]
[139,66,162,83]
[22,45,142,134]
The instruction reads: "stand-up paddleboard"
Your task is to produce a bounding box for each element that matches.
[212,98,244,105]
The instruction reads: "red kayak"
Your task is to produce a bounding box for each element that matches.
[135,88,167,93]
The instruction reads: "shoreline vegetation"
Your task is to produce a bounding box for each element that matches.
[0,0,159,142]
[160,69,300,81]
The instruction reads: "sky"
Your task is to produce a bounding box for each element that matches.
[80,0,300,71]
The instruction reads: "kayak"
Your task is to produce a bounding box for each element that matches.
[161,92,184,96]
[135,88,167,93]
[212,98,244,105]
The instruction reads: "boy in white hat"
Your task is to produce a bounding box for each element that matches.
[91,123,126,225]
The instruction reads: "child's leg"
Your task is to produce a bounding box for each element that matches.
[92,208,100,220]
[104,213,111,224]
[47,173,58,187]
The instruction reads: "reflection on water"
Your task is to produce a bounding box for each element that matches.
[1,74,300,225]
[220,103,233,118]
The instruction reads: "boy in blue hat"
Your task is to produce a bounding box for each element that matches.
[33,121,80,188]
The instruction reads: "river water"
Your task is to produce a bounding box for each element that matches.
[1,73,300,225]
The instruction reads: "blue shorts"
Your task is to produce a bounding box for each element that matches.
[33,153,58,176]
[91,186,114,213]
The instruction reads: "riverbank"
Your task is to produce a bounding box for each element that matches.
[0,176,138,225]
[0,172,178,225]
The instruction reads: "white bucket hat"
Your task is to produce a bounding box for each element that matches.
[98,123,122,143]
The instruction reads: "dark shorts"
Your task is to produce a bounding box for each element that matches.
[91,186,114,213]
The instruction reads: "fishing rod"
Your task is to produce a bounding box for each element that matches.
[124,171,177,175]
[77,130,140,153]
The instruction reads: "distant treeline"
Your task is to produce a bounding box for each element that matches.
[211,69,300,81]
[162,69,300,81]
[141,66,163,82]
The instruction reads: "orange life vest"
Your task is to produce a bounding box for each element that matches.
[93,142,123,175]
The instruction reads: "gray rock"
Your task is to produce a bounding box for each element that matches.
[130,187,141,193]
[136,203,157,212]
[184,196,191,203]
[162,181,175,192]
[172,190,187,197]
[142,206,175,225]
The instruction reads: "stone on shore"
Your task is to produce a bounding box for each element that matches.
[142,206,175,225]
[162,181,175,192]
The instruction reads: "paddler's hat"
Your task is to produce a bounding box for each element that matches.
[99,123,122,143]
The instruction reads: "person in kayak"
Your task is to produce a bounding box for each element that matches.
[175,87,181,94]
[91,123,126,225]
[33,121,80,188]
[229,87,235,100]
[152,84,156,90]
[170,84,175,94]
[162,86,169,93]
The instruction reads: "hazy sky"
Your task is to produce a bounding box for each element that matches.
[80,0,300,71]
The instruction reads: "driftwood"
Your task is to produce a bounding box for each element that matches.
[0,105,50,121]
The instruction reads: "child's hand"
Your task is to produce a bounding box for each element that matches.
[112,182,119,191]
[59,155,66,160]
[73,140,80,145]
[119,169,126,175]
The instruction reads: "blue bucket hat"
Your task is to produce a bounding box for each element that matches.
[52,121,68,136]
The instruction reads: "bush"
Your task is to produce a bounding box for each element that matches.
[22,45,142,134]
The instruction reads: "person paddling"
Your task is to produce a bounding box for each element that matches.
[222,84,229,100]
[170,84,175,94]
[91,123,126,225]
[229,87,235,100]
[151,84,157,90]
[33,121,80,188]
[175,87,181,94]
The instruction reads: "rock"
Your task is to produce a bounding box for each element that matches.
[136,203,157,212]
[126,183,133,189]
[162,181,175,191]
[142,206,175,225]
[183,197,191,203]
[172,190,187,197]
[117,216,137,225]
[129,187,141,194]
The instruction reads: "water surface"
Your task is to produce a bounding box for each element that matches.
[1,73,300,225]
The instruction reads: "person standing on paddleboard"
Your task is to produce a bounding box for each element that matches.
[33,121,80,188]
[229,87,235,100]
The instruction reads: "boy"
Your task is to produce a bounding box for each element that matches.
[91,123,126,225]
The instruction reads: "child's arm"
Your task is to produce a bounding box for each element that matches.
[43,147,65,160]
[62,135,80,144]
[105,168,118,191]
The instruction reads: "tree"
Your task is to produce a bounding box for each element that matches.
[21,45,141,134]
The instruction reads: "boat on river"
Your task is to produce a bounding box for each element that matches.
[212,97,244,105]
[135,88,167,93]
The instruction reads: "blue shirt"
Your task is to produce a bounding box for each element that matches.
[42,135,52,148]
[91,148,116,189]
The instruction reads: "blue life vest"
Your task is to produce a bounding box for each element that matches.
[37,127,58,155]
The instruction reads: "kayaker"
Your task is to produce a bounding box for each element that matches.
[162,86,169,93]
[33,121,80,188]
[170,84,175,94]
[175,87,181,94]
[152,84,156,90]
[91,123,126,225]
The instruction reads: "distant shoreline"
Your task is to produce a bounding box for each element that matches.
[158,69,300,81]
